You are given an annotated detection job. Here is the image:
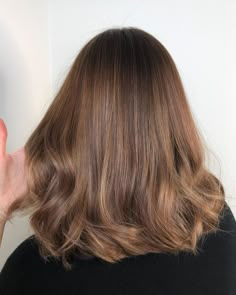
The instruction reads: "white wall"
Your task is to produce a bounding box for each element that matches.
[0,0,235,269]
[0,0,51,269]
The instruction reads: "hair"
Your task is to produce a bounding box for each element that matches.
[13,26,226,271]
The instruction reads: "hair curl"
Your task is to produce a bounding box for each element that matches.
[15,27,225,270]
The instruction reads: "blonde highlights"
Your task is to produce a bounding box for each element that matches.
[17,27,225,270]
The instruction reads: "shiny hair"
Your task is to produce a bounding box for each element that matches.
[16,27,225,270]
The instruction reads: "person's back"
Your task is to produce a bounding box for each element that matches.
[1,201,236,295]
[0,27,235,294]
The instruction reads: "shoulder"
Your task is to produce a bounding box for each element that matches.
[190,202,236,292]
[1,235,39,271]
[211,200,236,243]
[0,234,63,275]
[0,235,65,293]
[219,201,236,228]
[0,235,38,292]
[198,201,236,251]
[0,235,41,276]
[0,234,58,281]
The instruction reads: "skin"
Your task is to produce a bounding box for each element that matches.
[0,118,28,247]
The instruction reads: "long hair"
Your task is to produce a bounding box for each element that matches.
[16,27,225,270]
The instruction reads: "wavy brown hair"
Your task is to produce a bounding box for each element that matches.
[15,27,226,270]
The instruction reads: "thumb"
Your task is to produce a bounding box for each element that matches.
[0,118,7,158]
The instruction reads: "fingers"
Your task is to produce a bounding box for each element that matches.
[0,118,8,158]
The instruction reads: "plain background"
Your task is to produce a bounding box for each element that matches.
[0,0,235,270]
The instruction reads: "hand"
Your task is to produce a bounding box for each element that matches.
[0,118,28,221]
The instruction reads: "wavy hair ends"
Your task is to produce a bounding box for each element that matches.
[18,26,225,270]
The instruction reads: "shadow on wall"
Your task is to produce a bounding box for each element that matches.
[0,20,32,152]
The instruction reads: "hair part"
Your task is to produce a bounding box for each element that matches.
[16,26,225,270]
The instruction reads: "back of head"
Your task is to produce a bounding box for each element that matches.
[17,27,225,270]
